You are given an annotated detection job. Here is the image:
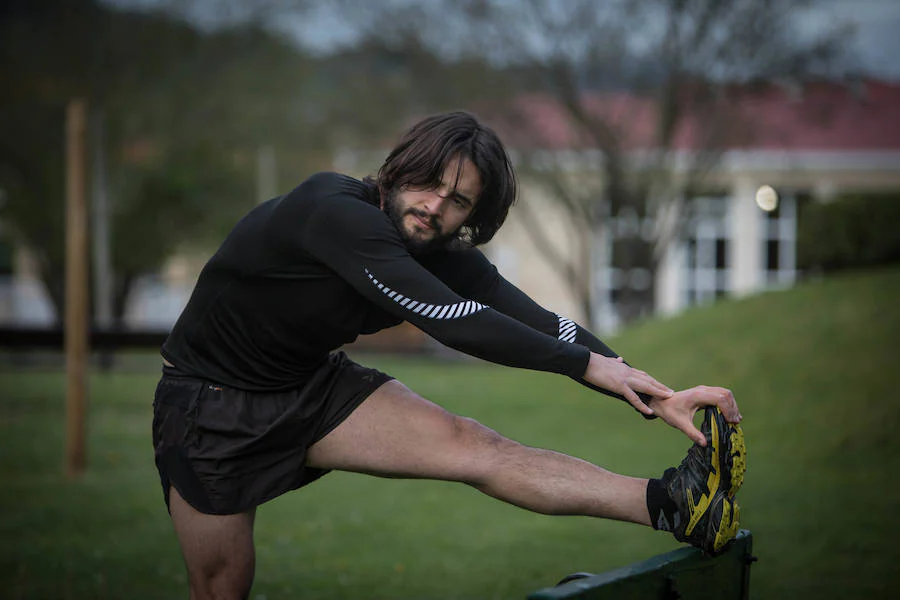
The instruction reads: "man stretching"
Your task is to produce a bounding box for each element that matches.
[153,111,746,599]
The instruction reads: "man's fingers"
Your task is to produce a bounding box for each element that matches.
[629,372,674,398]
[690,386,741,424]
[650,377,674,397]
[624,388,654,416]
[681,421,707,446]
[714,388,742,424]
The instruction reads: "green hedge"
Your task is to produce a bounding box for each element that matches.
[797,192,900,272]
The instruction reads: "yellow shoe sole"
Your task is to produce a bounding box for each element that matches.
[713,496,741,554]
[727,424,747,497]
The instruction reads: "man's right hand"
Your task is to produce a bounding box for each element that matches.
[647,386,743,445]
[582,352,674,416]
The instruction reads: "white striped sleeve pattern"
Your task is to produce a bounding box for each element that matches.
[557,315,577,343]
[365,268,487,320]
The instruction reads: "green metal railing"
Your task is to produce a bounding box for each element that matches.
[528,530,755,600]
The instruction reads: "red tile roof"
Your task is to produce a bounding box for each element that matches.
[495,80,900,152]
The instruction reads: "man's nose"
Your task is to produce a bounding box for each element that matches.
[422,193,446,215]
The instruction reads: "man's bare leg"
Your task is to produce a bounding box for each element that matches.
[307,380,651,526]
[168,486,257,600]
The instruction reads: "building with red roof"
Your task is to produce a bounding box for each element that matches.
[482,79,900,330]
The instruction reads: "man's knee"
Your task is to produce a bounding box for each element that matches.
[169,487,255,600]
[188,571,253,600]
[450,415,501,446]
[183,544,254,600]
[447,415,520,480]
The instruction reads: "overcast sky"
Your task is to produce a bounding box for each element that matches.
[108,0,900,80]
[794,0,900,78]
[292,0,900,79]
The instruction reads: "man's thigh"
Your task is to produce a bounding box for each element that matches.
[306,379,508,482]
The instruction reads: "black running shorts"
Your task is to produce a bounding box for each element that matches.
[152,351,393,515]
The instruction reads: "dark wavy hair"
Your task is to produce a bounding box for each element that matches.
[371,111,517,247]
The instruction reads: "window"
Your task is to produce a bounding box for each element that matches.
[715,239,727,269]
[766,240,780,272]
[763,192,797,286]
[682,195,731,306]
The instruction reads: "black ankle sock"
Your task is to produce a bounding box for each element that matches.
[646,476,679,532]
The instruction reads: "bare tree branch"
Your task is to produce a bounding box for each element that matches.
[326,0,852,328]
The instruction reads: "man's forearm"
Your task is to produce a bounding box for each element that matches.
[563,320,658,418]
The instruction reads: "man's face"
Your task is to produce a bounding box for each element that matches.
[381,156,481,255]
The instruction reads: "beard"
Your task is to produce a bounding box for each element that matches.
[382,188,456,255]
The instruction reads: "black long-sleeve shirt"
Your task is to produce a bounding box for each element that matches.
[162,172,629,400]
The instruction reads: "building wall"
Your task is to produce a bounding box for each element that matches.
[0,246,56,325]
[484,183,592,325]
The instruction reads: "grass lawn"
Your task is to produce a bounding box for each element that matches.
[1,267,899,599]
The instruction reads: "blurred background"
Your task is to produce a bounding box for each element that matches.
[1,0,898,341]
[1,1,899,599]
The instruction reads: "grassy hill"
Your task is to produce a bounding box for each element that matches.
[1,266,898,599]
[607,267,900,599]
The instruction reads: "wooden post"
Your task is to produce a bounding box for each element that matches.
[65,98,89,479]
